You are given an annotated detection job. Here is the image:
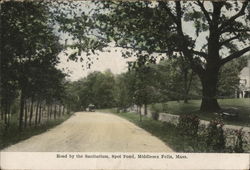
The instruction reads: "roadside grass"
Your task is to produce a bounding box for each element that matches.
[99,108,208,152]
[0,113,72,150]
[150,98,250,127]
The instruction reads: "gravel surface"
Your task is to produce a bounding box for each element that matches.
[2,112,173,152]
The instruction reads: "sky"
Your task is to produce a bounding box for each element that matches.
[56,47,136,81]
[56,23,196,82]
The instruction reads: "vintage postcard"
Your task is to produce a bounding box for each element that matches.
[0,0,250,169]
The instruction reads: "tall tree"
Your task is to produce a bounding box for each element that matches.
[93,1,250,112]
[113,73,133,111]
[1,1,63,130]
[55,1,250,112]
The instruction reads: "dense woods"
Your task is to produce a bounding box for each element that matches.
[0,1,72,132]
[66,57,247,114]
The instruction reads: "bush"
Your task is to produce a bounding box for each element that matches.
[206,119,226,152]
[151,112,159,120]
[178,114,200,137]
[233,128,245,153]
[151,104,161,120]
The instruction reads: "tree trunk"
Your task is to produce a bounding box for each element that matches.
[19,91,25,131]
[54,104,57,120]
[24,99,28,128]
[139,105,142,122]
[183,68,188,103]
[6,102,11,127]
[50,104,53,119]
[35,101,40,126]
[62,106,65,115]
[47,105,50,121]
[38,103,42,124]
[0,106,3,120]
[4,102,8,126]
[2,102,9,130]
[27,99,30,114]
[200,68,221,112]
[67,104,70,114]
[1,110,4,121]
[29,97,34,126]
[183,68,194,103]
[58,105,61,117]
[144,104,147,116]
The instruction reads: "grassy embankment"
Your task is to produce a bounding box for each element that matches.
[100,108,209,152]
[100,98,250,152]
[0,113,72,150]
[150,98,250,127]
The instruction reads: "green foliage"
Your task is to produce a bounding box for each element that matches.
[66,70,116,110]
[53,1,250,112]
[151,104,162,114]
[96,1,176,55]
[101,1,249,111]
[116,57,202,110]
[150,59,201,102]
[0,1,69,130]
[217,57,248,98]
[150,104,161,120]
[233,128,245,153]
[1,0,63,95]
[178,114,200,137]
[205,119,226,152]
[113,73,133,110]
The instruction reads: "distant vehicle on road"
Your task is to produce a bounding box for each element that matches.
[87,104,95,112]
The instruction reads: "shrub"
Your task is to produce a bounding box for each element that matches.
[152,112,159,120]
[233,128,245,153]
[151,104,161,120]
[206,119,226,152]
[178,114,200,137]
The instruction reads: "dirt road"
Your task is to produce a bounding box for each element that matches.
[2,112,173,152]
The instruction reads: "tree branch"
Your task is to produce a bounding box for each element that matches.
[219,35,241,47]
[219,1,249,31]
[175,1,183,32]
[158,2,206,74]
[222,28,250,34]
[220,46,250,66]
[158,1,178,24]
[115,44,171,54]
[175,1,205,74]
[191,49,208,59]
[196,0,212,25]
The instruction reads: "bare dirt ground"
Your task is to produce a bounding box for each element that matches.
[2,112,173,152]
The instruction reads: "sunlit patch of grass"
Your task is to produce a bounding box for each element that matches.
[150,98,250,127]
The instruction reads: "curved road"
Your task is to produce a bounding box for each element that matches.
[3,112,173,152]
